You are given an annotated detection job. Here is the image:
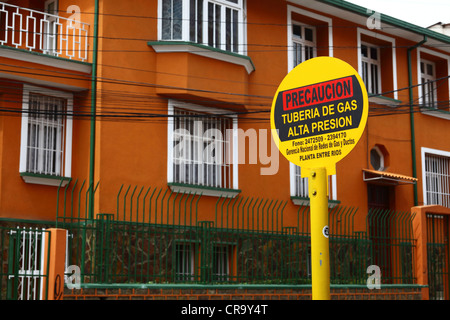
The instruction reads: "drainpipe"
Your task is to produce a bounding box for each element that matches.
[89,0,100,220]
[407,36,427,207]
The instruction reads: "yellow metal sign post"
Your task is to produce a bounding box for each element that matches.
[270,57,368,300]
[309,167,330,299]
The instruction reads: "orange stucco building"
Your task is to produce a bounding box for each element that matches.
[0,0,449,300]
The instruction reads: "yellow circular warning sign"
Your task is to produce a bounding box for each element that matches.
[270,57,368,175]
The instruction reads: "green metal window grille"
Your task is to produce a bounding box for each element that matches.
[174,242,196,282]
[212,244,232,282]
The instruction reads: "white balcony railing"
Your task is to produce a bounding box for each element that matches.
[0,2,89,62]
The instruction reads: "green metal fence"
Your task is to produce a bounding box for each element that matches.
[367,209,417,285]
[56,182,417,286]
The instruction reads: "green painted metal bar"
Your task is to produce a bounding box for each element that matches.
[89,0,100,222]
[268,199,275,233]
[129,186,137,223]
[150,188,161,224]
[215,195,222,228]
[382,209,392,281]
[342,206,352,236]
[177,192,184,226]
[223,196,230,229]
[56,179,64,228]
[85,183,93,220]
[264,199,272,232]
[260,199,268,232]
[122,185,131,222]
[407,36,427,206]
[70,179,79,221]
[141,187,151,224]
[6,228,17,299]
[139,186,149,281]
[297,205,310,235]
[135,186,144,224]
[232,196,241,230]
[43,230,51,299]
[188,193,194,226]
[188,192,195,227]
[116,184,124,221]
[166,191,174,225]
[230,196,239,230]
[170,192,177,225]
[404,211,416,283]
[182,192,189,228]
[134,186,143,278]
[255,199,263,232]
[239,197,249,231]
[229,196,239,229]
[62,179,72,226]
[80,182,89,281]
[251,198,258,232]
[246,198,253,232]
[329,205,339,235]
[221,196,230,229]
[398,211,412,283]
[77,180,86,220]
[159,188,169,225]
[147,187,156,224]
[274,201,283,233]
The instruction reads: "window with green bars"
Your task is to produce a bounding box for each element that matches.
[174,241,235,282]
[174,242,197,282]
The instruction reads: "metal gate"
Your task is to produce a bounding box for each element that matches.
[427,214,450,300]
[0,227,51,300]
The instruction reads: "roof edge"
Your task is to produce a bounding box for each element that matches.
[316,0,450,45]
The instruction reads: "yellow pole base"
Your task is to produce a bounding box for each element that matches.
[309,167,330,300]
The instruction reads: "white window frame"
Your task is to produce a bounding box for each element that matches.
[420,59,437,108]
[287,5,333,71]
[158,0,246,55]
[357,28,397,100]
[360,42,381,95]
[292,165,308,199]
[421,147,450,208]
[43,0,59,55]
[19,85,73,186]
[204,0,243,53]
[417,48,450,114]
[291,22,316,67]
[290,165,337,206]
[167,99,239,197]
